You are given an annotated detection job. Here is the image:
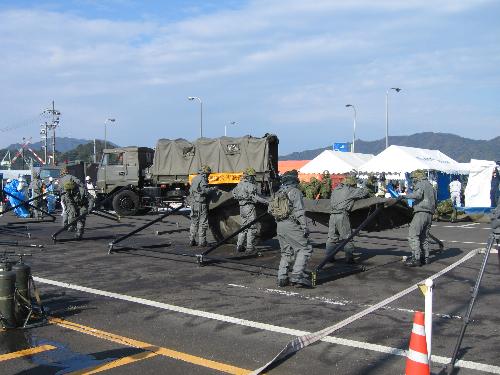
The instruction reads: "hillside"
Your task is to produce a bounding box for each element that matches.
[0,138,118,169]
[280,132,500,162]
[6,137,89,153]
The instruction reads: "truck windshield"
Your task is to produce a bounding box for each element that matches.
[103,153,124,166]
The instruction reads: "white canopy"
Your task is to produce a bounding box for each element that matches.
[357,145,466,178]
[299,150,374,174]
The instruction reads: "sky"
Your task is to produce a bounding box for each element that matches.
[0,0,499,154]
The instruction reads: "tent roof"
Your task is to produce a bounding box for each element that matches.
[278,160,310,173]
[358,145,466,174]
[299,150,374,174]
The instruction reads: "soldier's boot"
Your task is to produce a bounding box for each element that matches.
[277,277,289,287]
[74,230,83,240]
[244,247,258,256]
[236,233,245,253]
[345,252,355,264]
[325,243,336,263]
[290,277,313,288]
[404,256,422,267]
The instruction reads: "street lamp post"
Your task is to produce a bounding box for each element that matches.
[385,87,401,149]
[104,118,116,150]
[345,104,357,153]
[225,121,237,136]
[188,96,203,137]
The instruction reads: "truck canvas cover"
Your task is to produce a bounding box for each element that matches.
[151,135,278,177]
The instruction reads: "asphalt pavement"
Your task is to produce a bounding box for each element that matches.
[0,209,499,375]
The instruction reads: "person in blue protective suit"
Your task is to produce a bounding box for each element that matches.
[4,179,30,218]
[45,177,57,214]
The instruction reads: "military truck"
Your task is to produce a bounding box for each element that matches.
[96,134,279,214]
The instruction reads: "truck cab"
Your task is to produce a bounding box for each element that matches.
[97,147,154,194]
[97,147,154,215]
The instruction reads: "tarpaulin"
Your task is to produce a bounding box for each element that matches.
[4,179,30,218]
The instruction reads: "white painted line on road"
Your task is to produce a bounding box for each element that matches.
[227,284,462,319]
[33,249,500,374]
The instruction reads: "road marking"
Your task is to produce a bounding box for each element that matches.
[0,345,57,362]
[440,225,490,229]
[50,318,250,375]
[68,351,159,374]
[34,251,500,374]
[227,284,463,320]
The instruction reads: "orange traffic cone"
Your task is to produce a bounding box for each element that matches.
[405,311,430,375]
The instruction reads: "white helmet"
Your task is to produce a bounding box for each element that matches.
[6,178,12,183]
[85,176,91,181]
[49,177,54,182]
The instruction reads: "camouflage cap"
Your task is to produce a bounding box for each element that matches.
[343,175,357,186]
[243,167,256,177]
[411,169,426,180]
[63,180,76,192]
[200,165,212,174]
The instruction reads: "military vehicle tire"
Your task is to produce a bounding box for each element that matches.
[112,190,139,216]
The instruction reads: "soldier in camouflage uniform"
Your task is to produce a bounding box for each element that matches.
[232,167,268,254]
[60,179,89,240]
[400,169,437,267]
[274,170,313,288]
[59,167,85,228]
[319,170,332,199]
[29,171,45,219]
[364,174,378,195]
[189,165,217,246]
[325,175,369,263]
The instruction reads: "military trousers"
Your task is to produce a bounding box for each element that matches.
[277,219,313,282]
[190,201,208,244]
[31,194,44,219]
[408,211,433,261]
[66,205,86,236]
[326,212,354,254]
[237,203,257,250]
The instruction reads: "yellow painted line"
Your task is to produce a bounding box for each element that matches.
[50,317,252,375]
[0,345,57,362]
[68,351,158,375]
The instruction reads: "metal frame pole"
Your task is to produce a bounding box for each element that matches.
[445,234,496,374]
[108,204,184,253]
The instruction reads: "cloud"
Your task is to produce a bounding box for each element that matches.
[0,0,499,152]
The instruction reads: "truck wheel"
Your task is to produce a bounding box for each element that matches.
[112,190,139,216]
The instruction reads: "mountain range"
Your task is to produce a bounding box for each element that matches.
[279,132,500,162]
[6,137,90,153]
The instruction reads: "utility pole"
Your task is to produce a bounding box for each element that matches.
[41,101,61,166]
[93,139,97,163]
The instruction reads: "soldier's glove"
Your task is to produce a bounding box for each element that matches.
[303,227,310,238]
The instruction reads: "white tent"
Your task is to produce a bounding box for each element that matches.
[464,159,497,207]
[299,150,374,174]
[357,145,466,179]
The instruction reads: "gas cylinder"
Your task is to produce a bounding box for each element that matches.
[0,261,17,328]
[12,260,31,325]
